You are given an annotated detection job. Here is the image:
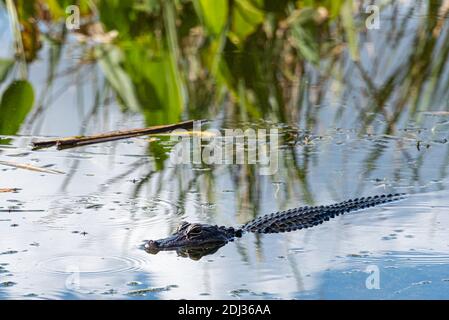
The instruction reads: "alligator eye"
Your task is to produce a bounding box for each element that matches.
[186,224,202,239]
[176,221,190,233]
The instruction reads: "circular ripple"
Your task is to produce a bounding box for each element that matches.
[36,255,146,275]
[36,194,182,230]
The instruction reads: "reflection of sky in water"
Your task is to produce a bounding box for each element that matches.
[1,3,449,299]
[0,12,10,56]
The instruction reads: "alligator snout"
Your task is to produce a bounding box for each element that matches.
[144,240,160,254]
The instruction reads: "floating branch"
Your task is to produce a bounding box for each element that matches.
[31,120,202,150]
[0,160,65,174]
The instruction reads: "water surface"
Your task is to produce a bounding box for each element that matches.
[1,0,449,299]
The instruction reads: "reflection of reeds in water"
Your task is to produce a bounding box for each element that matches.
[5,0,27,78]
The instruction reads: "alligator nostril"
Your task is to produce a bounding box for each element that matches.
[146,240,159,248]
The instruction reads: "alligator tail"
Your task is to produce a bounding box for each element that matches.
[241,193,406,234]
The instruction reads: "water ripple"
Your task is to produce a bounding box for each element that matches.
[351,251,449,266]
[36,255,147,275]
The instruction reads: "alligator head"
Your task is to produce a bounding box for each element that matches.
[145,222,242,260]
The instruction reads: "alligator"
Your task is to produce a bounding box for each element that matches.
[144,193,405,260]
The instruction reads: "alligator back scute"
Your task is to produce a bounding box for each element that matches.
[242,193,406,234]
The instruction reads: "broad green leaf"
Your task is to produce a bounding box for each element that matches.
[14,0,36,20]
[0,59,14,83]
[148,138,169,171]
[44,0,90,19]
[0,80,34,135]
[123,46,183,125]
[291,25,320,65]
[289,9,320,65]
[196,0,228,35]
[45,0,64,18]
[230,0,264,45]
[115,31,184,126]
[97,45,141,112]
[324,0,345,19]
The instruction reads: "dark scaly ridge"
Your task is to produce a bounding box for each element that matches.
[241,193,406,234]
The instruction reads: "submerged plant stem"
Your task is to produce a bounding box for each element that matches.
[0,160,65,174]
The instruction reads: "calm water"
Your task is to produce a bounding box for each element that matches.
[1,1,449,299]
[2,111,449,299]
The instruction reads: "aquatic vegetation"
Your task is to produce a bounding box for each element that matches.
[1,1,447,128]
